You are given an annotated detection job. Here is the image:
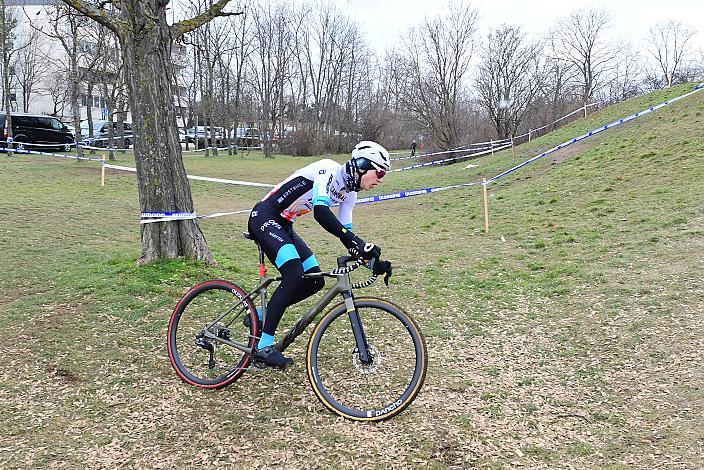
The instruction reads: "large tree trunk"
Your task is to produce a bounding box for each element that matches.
[119,9,214,266]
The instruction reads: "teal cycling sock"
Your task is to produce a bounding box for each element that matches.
[258,333,274,349]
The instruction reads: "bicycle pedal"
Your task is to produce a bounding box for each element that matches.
[250,359,290,372]
[249,361,269,372]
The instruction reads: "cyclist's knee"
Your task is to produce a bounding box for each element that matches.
[309,274,325,294]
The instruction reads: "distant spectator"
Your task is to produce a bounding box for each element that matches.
[411,140,417,157]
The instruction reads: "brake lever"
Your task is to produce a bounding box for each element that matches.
[383,269,392,286]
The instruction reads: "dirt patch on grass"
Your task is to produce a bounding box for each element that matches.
[547,137,596,164]
[0,289,24,306]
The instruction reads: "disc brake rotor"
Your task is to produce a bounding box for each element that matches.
[352,345,381,374]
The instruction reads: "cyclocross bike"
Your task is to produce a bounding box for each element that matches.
[167,232,428,422]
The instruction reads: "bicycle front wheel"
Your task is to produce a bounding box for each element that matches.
[307,297,428,421]
[168,279,258,389]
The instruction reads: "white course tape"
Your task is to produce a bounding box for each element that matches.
[102,162,274,188]
[392,140,511,162]
[2,146,104,162]
[140,209,252,224]
[514,102,599,140]
[393,142,512,172]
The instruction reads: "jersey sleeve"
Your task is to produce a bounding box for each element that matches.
[337,190,356,229]
[311,162,336,207]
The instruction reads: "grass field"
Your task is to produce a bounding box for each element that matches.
[1,83,703,468]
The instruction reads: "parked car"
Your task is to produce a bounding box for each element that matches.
[79,120,133,148]
[235,127,262,146]
[186,126,223,145]
[0,113,74,152]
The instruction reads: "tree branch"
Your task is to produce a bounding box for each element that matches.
[171,1,243,40]
[59,0,120,35]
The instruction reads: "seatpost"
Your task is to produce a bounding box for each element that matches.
[258,246,267,279]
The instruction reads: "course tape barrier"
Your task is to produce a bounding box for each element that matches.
[129,91,665,221]
[485,82,704,184]
[355,84,703,204]
[102,162,275,188]
[0,140,75,148]
[140,209,252,224]
[513,102,599,140]
[134,83,703,223]
[1,146,105,162]
[388,102,598,161]
[393,142,512,172]
[391,139,511,162]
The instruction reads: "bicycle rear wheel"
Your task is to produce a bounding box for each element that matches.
[168,280,258,389]
[307,297,427,421]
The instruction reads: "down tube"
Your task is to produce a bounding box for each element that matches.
[277,281,345,352]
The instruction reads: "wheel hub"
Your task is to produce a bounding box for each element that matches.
[352,345,381,374]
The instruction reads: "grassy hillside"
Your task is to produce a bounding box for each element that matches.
[1,83,702,467]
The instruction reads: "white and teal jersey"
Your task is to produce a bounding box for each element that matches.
[261,159,357,227]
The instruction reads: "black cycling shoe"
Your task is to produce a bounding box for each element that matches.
[253,346,294,368]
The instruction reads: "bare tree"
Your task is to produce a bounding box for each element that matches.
[602,41,642,103]
[551,7,619,103]
[249,1,297,156]
[37,4,101,157]
[396,2,479,149]
[0,0,18,150]
[44,73,70,116]
[13,25,45,112]
[224,6,252,154]
[94,23,125,158]
[476,25,544,139]
[646,19,697,88]
[60,0,242,265]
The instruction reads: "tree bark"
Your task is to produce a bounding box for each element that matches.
[58,0,239,266]
[0,0,15,156]
[118,9,213,265]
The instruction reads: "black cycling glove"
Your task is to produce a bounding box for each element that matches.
[346,235,382,261]
[371,259,393,285]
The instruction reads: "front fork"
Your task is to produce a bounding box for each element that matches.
[343,291,371,364]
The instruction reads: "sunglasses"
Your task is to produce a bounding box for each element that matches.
[375,170,386,179]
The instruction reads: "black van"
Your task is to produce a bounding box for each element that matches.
[0,113,75,151]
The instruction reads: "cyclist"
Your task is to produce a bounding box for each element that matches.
[247,141,393,367]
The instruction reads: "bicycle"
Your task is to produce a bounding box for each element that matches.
[167,231,428,421]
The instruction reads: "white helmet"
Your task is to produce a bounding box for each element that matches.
[351,141,391,172]
[345,141,391,191]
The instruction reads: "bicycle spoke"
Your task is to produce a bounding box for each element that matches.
[308,300,427,420]
[168,280,257,388]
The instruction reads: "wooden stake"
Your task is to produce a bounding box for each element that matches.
[482,178,489,234]
[101,156,106,187]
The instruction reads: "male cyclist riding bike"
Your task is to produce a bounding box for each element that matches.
[247,141,394,367]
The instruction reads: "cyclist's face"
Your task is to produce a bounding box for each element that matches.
[360,169,384,190]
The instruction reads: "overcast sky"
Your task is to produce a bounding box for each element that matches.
[334,0,704,55]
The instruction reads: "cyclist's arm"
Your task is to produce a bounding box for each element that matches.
[311,173,358,245]
[313,202,356,243]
